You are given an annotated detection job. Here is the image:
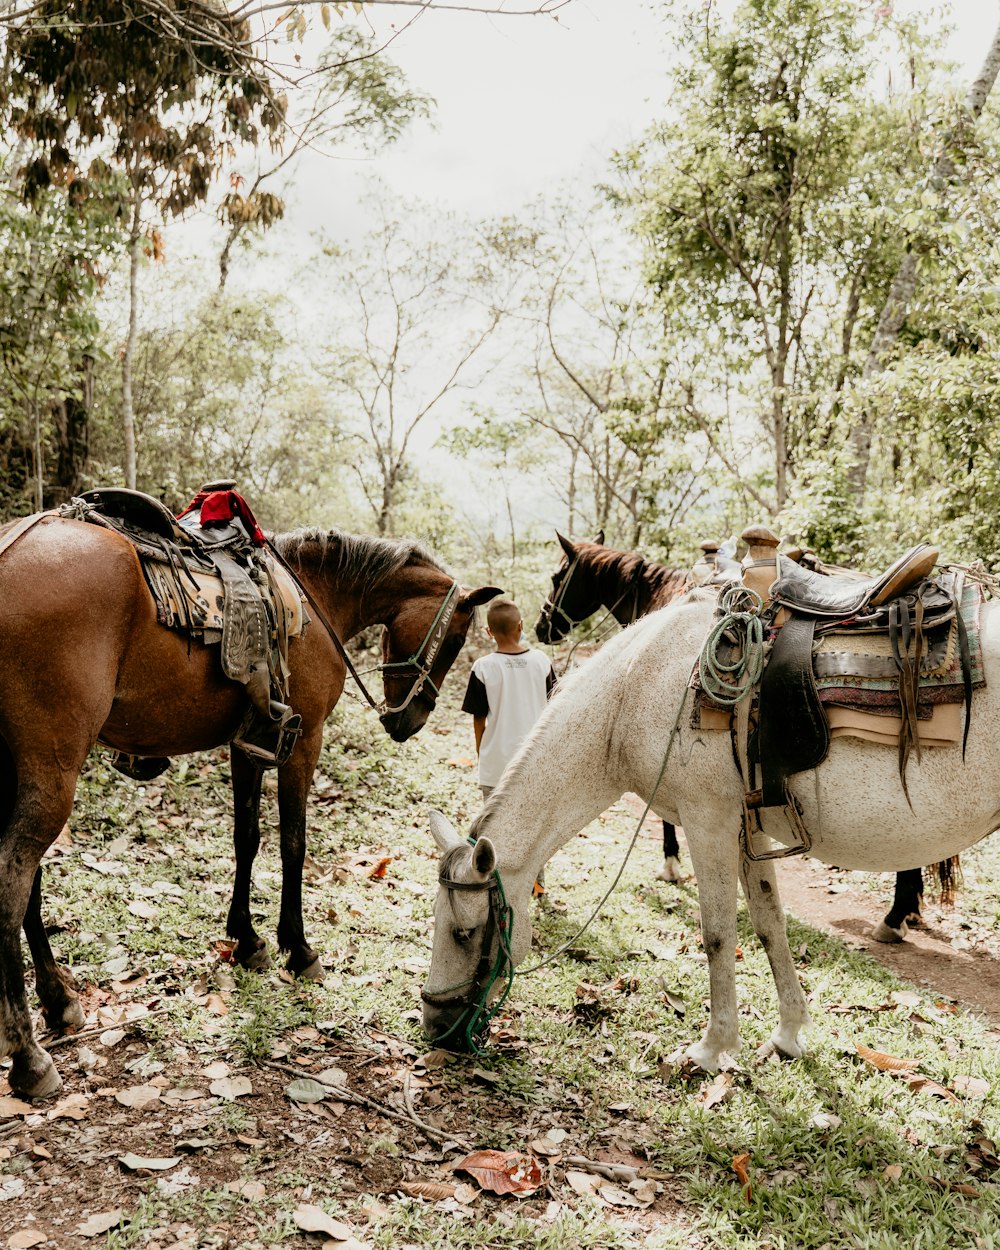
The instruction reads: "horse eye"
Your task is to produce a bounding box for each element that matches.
[454,927,475,945]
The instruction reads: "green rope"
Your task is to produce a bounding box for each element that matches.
[698,585,766,707]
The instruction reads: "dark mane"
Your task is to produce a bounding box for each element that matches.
[272,527,452,597]
[574,541,692,610]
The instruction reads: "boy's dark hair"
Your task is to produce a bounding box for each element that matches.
[487,600,522,637]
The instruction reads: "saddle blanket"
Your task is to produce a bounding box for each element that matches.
[143,556,307,644]
[691,578,985,748]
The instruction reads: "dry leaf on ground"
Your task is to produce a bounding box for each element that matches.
[209,1075,252,1100]
[855,1044,920,1073]
[398,1181,458,1201]
[901,1073,959,1103]
[883,1164,903,1182]
[732,1152,753,1202]
[115,1085,160,1110]
[696,1072,733,1109]
[226,1179,266,1200]
[292,1203,353,1239]
[367,857,392,880]
[0,1096,31,1120]
[8,1230,47,1249]
[286,1078,328,1104]
[74,1210,124,1237]
[118,1154,180,1172]
[455,1149,543,1195]
[952,1075,990,1099]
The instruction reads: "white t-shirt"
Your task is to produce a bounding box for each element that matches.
[462,648,556,787]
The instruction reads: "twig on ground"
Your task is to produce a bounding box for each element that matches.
[41,1006,173,1051]
[562,1156,639,1183]
[262,1059,468,1148]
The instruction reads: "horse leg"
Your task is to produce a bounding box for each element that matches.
[656,821,683,883]
[872,869,923,944]
[680,817,741,1070]
[0,777,78,1098]
[227,746,271,971]
[23,867,84,1032]
[739,854,810,1059]
[276,732,323,981]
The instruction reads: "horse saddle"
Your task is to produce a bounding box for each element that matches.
[756,546,972,808]
[61,486,308,769]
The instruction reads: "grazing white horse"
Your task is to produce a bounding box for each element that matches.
[422,589,1000,1069]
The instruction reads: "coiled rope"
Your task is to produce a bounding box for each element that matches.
[698,585,767,707]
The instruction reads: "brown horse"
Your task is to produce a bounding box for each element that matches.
[0,518,500,1097]
[534,531,692,644]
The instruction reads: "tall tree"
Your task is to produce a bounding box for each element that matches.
[2,2,284,488]
[614,0,930,516]
[320,195,516,535]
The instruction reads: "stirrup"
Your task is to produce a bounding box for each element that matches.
[233,708,302,767]
[740,786,813,861]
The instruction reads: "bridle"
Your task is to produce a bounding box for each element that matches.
[266,536,461,719]
[377,578,462,717]
[419,844,514,1051]
[536,554,588,637]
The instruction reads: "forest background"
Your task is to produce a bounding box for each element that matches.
[1,0,998,609]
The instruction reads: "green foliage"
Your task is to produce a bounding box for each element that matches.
[1,1,283,210]
[88,281,351,527]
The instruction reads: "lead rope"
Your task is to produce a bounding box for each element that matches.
[439,683,693,1055]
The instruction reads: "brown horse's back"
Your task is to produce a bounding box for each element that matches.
[0,518,247,762]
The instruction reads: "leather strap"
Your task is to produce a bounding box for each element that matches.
[0,510,58,562]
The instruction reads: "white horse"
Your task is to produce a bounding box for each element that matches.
[422,589,1000,1069]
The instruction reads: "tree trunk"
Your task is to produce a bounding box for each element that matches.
[121,188,143,490]
[45,355,93,507]
[848,15,1000,502]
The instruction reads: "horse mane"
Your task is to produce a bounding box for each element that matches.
[575,541,692,608]
[271,527,453,596]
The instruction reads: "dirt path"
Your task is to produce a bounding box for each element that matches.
[626,798,1000,1034]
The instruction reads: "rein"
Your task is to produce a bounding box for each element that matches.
[422,686,691,1052]
[538,555,641,675]
[265,538,460,718]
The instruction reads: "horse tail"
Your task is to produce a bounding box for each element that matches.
[924,856,962,906]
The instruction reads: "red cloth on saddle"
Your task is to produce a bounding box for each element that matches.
[177,489,266,547]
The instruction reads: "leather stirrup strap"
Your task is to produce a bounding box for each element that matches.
[0,510,58,562]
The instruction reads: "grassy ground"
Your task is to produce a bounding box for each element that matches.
[2,677,999,1250]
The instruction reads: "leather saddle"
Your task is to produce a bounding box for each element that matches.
[61,484,303,771]
[745,534,969,810]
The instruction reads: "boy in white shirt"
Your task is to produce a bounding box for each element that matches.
[461,600,556,801]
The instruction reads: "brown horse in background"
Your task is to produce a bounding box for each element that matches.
[0,517,499,1097]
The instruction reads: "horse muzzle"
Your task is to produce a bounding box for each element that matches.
[420,994,482,1053]
[379,698,432,742]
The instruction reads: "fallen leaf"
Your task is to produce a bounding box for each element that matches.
[292,1204,353,1239]
[98,1029,125,1047]
[316,1067,349,1087]
[209,1075,252,1100]
[565,1170,600,1196]
[901,1073,959,1103]
[890,990,921,1008]
[855,1044,919,1073]
[226,1179,266,1200]
[398,1181,458,1201]
[118,1153,181,1171]
[455,1149,543,1195]
[127,899,159,919]
[204,994,229,1017]
[286,1078,329,1104]
[952,1075,990,1099]
[74,1210,123,1237]
[8,1231,47,1249]
[367,857,392,880]
[0,1096,32,1120]
[882,1164,902,1182]
[732,1152,752,1202]
[445,757,476,768]
[48,1092,90,1121]
[696,1073,733,1110]
[115,1085,161,1110]
[598,1182,644,1207]
[810,1113,842,1131]
[201,1060,230,1078]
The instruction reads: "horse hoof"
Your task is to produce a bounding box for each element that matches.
[295,957,325,983]
[11,1055,62,1100]
[656,857,683,883]
[243,946,272,972]
[872,920,906,944]
[61,999,85,1030]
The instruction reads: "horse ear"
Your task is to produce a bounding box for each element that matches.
[593,529,605,546]
[429,809,464,853]
[459,586,503,610]
[471,837,496,880]
[556,531,576,560]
